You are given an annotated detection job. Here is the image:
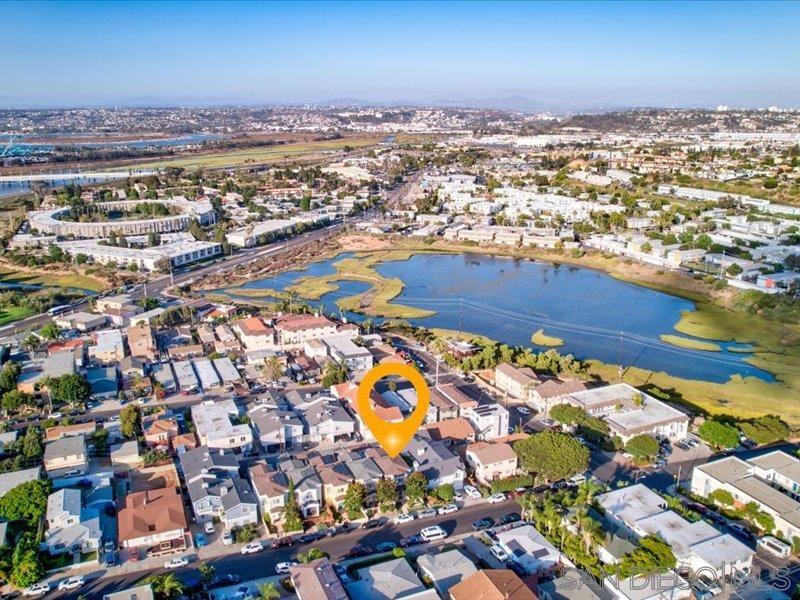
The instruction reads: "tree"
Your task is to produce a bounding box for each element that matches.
[697,419,740,449]
[199,562,216,585]
[0,361,21,394]
[405,472,428,506]
[726,263,743,277]
[258,582,281,600]
[297,547,328,563]
[282,479,304,532]
[435,484,455,503]
[321,361,348,387]
[47,374,90,408]
[2,390,34,414]
[625,435,660,459]
[0,479,51,524]
[39,321,62,341]
[376,477,398,509]
[139,296,159,311]
[145,573,185,599]
[21,426,42,460]
[614,534,676,579]
[709,488,735,507]
[343,481,366,516]
[119,404,142,439]
[9,547,43,588]
[514,431,589,483]
[262,355,284,381]
[739,415,789,445]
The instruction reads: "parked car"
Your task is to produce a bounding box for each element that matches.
[463,485,482,499]
[376,541,398,552]
[400,534,424,548]
[102,551,117,567]
[240,541,263,555]
[505,560,528,577]
[438,503,459,514]
[490,544,509,561]
[706,511,727,525]
[195,532,207,548]
[164,556,189,569]
[728,522,757,542]
[473,517,495,530]
[210,574,241,588]
[204,521,215,534]
[516,406,531,415]
[58,576,85,591]
[550,480,567,491]
[540,418,556,428]
[299,530,327,543]
[347,544,373,558]
[361,518,385,530]
[417,508,438,519]
[271,536,294,549]
[500,512,521,525]
[222,532,233,545]
[328,523,351,536]
[22,582,51,597]
[685,502,708,515]
[532,484,549,494]
[394,512,415,524]
[275,561,298,575]
[487,492,506,503]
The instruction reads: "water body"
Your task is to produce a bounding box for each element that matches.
[225,252,775,384]
[6,132,221,153]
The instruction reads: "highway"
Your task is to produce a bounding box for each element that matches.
[50,497,522,599]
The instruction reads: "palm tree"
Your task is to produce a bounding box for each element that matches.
[575,480,605,505]
[263,355,284,382]
[146,573,184,599]
[258,582,281,600]
[429,337,449,357]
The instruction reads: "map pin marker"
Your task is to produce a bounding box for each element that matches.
[356,363,430,458]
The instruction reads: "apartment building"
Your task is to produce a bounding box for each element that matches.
[465,441,518,485]
[462,403,510,440]
[495,362,540,401]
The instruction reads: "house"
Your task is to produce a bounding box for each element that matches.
[691,451,800,544]
[110,441,141,472]
[462,403,510,440]
[192,358,221,390]
[17,350,75,394]
[562,383,688,442]
[404,435,466,490]
[191,399,253,453]
[127,323,158,361]
[248,462,288,524]
[275,313,338,348]
[539,567,611,600]
[290,558,349,600]
[436,383,479,411]
[428,387,461,421]
[603,572,691,600]
[416,548,477,597]
[423,418,476,445]
[89,329,126,365]
[151,363,177,394]
[495,524,562,576]
[234,317,276,350]
[95,294,142,326]
[304,398,357,443]
[42,488,101,555]
[173,360,199,392]
[118,486,189,559]
[317,463,352,510]
[450,570,537,600]
[529,378,589,413]
[45,421,96,442]
[279,459,323,518]
[143,416,179,449]
[249,406,304,452]
[465,441,518,485]
[322,335,373,371]
[44,437,87,479]
[87,366,119,399]
[495,363,540,401]
[347,557,431,600]
[53,311,107,332]
[103,584,155,600]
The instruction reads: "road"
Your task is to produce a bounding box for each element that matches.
[0,223,344,343]
[50,497,522,599]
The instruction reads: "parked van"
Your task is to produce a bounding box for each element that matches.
[757,536,791,558]
[420,525,448,542]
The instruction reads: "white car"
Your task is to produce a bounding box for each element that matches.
[164,556,189,570]
[487,493,506,504]
[58,576,85,591]
[463,485,482,499]
[222,532,233,545]
[490,544,509,562]
[203,521,215,534]
[393,513,415,524]
[241,541,263,555]
[275,561,298,574]
[516,406,531,415]
[438,503,459,514]
[22,582,51,597]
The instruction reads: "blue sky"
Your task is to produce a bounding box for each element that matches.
[3,1,799,108]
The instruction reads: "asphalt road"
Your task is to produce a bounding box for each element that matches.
[50,497,521,599]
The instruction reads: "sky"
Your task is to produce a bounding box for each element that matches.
[2,1,799,109]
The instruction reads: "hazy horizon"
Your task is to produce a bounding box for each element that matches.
[3,1,800,110]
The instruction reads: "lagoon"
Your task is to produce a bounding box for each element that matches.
[225,252,774,384]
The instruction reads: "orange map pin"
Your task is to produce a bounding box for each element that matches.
[356,362,430,458]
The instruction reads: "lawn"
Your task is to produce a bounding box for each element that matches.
[125,136,384,171]
[0,305,34,326]
[0,267,107,292]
